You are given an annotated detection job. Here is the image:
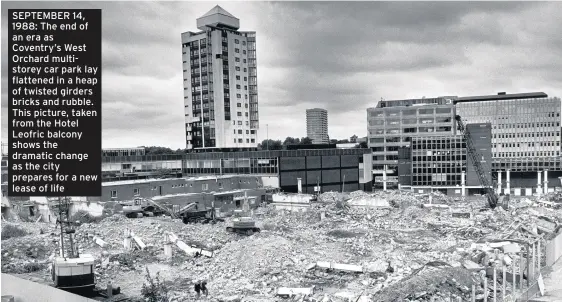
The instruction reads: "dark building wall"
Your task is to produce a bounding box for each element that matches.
[397,147,412,186]
[278,152,362,193]
[465,123,492,187]
[506,171,562,188]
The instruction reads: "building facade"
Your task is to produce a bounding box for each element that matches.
[398,123,492,195]
[102,148,373,193]
[102,148,145,157]
[370,92,562,195]
[182,6,259,151]
[366,97,456,189]
[456,92,562,194]
[306,108,329,144]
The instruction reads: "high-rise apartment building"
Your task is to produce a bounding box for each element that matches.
[182,6,259,151]
[306,108,329,144]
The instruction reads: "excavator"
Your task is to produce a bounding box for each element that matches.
[455,115,509,210]
[226,194,261,235]
[177,202,223,224]
[119,196,176,218]
[50,197,97,295]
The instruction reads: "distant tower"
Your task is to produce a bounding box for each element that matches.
[182,5,259,151]
[306,108,329,144]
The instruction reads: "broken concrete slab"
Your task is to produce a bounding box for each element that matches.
[364,260,389,273]
[502,243,521,254]
[93,236,107,248]
[277,287,314,297]
[316,261,363,273]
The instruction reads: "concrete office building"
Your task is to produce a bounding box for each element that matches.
[182,5,259,151]
[368,92,562,195]
[306,108,329,144]
[456,92,562,195]
[398,123,492,195]
[366,97,456,189]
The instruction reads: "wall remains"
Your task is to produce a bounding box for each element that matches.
[1,274,98,302]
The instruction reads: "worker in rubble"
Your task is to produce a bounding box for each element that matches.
[194,280,201,298]
[201,280,208,296]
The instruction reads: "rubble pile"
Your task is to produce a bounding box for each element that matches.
[1,190,561,301]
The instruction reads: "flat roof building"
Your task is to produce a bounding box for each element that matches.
[102,148,373,193]
[182,5,259,151]
[367,97,456,188]
[306,108,329,144]
[368,91,562,195]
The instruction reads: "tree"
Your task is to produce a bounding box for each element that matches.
[258,139,283,150]
[283,137,299,145]
[300,137,313,145]
[140,146,186,155]
[356,141,368,148]
[350,135,358,143]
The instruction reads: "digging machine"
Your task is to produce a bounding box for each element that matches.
[50,197,97,295]
[455,115,509,209]
[120,196,176,218]
[226,193,261,235]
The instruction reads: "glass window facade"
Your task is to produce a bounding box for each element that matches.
[411,136,467,186]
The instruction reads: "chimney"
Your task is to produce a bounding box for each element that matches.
[297,178,302,194]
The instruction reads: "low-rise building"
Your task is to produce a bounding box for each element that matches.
[103,148,373,193]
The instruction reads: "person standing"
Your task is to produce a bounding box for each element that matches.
[200,280,208,296]
[194,280,201,298]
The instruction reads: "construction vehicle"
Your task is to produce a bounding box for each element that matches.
[226,210,261,235]
[177,202,223,224]
[50,197,97,295]
[226,193,260,235]
[120,196,176,218]
[455,115,509,209]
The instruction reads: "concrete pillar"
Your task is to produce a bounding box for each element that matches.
[297,178,302,194]
[383,165,387,191]
[164,244,173,259]
[537,240,541,272]
[544,170,548,194]
[506,170,511,195]
[461,172,466,197]
[124,229,132,251]
[519,251,524,290]
[164,233,173,259]
[497,171,502,194]
[537,171,542,195]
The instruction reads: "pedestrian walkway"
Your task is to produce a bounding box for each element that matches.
[529,258,562,301]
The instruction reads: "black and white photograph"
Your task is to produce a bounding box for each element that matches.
[1,1,562,301]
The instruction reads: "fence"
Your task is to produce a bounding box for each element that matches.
[456,229,562,302]
[545,231,562,267]
[513,230,562,302]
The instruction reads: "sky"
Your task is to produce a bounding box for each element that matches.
[2,1,562,149]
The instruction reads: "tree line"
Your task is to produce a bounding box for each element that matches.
[137,136,368,154]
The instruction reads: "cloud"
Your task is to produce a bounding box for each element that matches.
[2,1,561,149]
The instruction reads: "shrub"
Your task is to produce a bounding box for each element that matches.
[1,224,27,240]
[141,267,170,302]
